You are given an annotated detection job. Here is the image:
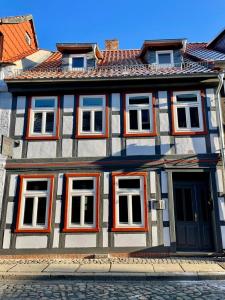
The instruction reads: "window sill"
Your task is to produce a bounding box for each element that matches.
[26,135,59,141]
[75,133,109,139]
[111,227,148,232]
[63,227,100,233]
[123,132,157,138]
[171,129,208,136]
[14,228,51,233]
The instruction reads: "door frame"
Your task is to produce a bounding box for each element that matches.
[167,168,223,253]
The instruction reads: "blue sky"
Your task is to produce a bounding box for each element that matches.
[1,0,225,51]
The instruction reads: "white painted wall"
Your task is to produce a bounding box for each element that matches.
[27,141,57,158]
[112,138,121,156]
[175,137,206,154]
[15,236,48,249]
[114,233,146,247]
[111,93,120,111]
[65,234,97,248]
[78,140,106,157]
[126,138,155,156]
[62,139,73,157]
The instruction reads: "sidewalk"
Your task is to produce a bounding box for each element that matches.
[0,257,225,280]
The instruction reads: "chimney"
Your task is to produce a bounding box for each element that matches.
[105,39,119,50]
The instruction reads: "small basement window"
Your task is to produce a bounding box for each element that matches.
[64,174,100,232]
[172,91,205,134]
[112,173,147,231]
[27,96,59,139]
[156,50,174,67]
[16,175,54,232]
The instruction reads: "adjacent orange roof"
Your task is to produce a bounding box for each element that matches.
[0,15,38,62]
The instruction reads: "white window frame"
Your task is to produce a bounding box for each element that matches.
[25,32,31,46]
[78,95,106,136]
[125,93,153,134]
[67,176,97,229]
[69,54,87,70]
[29,96,58,137]
[156,50,174,67]
[173,90,204,133]
[115,176,145,228]
[19,178,51,230]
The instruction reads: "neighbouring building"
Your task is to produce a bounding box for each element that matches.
[0,24,225,255]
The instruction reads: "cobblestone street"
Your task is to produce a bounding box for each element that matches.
[0,280,225,300]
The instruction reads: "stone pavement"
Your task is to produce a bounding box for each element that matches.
[0,257,224,280]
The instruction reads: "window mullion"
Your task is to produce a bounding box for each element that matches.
[80,195,85,226]
[138,109,142,131]
[33,196,38,227]
[91,110,95,133]
[42,112,46,134]
[128,194,133,226]
[186,106,191,129]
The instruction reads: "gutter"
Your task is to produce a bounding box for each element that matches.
[215,73,225,180]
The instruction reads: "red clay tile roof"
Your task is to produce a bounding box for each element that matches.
[6,43,221,81]
[0,15,38,62]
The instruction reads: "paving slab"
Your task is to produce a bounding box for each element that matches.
[153,263,183,273]
[180,263,225,273]
[9,263,48,273]
[110,263,154,273]
[0,264,16,272]
[44,263,80,273]
[77,264,110,273]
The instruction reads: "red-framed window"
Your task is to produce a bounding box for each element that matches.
[15,174,54,233]
[75,94,109,138]
[26,96,60,140]
[123,92,157,137]
[63,173,100,232]
[112,172,148,232]
[171,90,207,135]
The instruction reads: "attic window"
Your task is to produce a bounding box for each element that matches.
[69,54,87,70]
[156,50,174,67]
[25,32,31,46]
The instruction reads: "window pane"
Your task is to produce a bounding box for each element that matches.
[73,180,94,190]
[72,57,84,68]
[45,112,54,133]
[82,111,91,131]
[36,197,47,225]
[33,113,42,133]
[94,111,103,131]
[23,197,34,225]
[132,195,142,223]
[175,188,184,221]
[26,181,48,191]
[184,188,194,221]
[84,196,94,224]
[129,96,149,105]
[83,98,103,107]
[34,99,55,108]
[176,94,197,102]
[190,107,200,128]
[129,110,138,130]
[158,53,171,64]
[177,107,187,128]
[71,196,81,224]
[119,179,140,189]
[141,109,150,130]
[119,195,128,223]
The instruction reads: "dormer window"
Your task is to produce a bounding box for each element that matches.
[69,54,87,70]
[25,32,31,46]
[156,50,174,67]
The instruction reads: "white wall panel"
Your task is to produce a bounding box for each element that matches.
[112,115,120,134]
[27,141,57,158]
[102,228,108,248]
[63,116,73,135]
[221,226,225,249]
[160,136,172,155]
[161,171,168,194]
[62,139,73,157]
[114,233,146,247]
[216,169,224,193]
[63,95,74,113]
[218,197,225,221]
[78,140,106,157]
[151,226,158,247]
[149,171,156,194]
[210,134,220,154]
[158,91,168,109]
[14,117,24,136]
[6,202,14,224]
[126,138,155,156]
[163,227,171,247]
[206,88,215,108]
[13,141,23,159]
[55,200,61,224]
[112,138,121,156]
[16,236,48,249]
[208,111,218,129]
[175,137,206,154]
[52,228,60,248]
[65,234,97,248]
[2,229,11,249]
[57,173,63,195]
[16,96,26,114]
[111,93,120,111]
[9,175,18,197]
[159,113,169,132]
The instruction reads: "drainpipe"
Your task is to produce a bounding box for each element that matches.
[215,73,225,178]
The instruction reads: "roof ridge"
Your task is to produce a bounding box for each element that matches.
[0,14,33,24]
